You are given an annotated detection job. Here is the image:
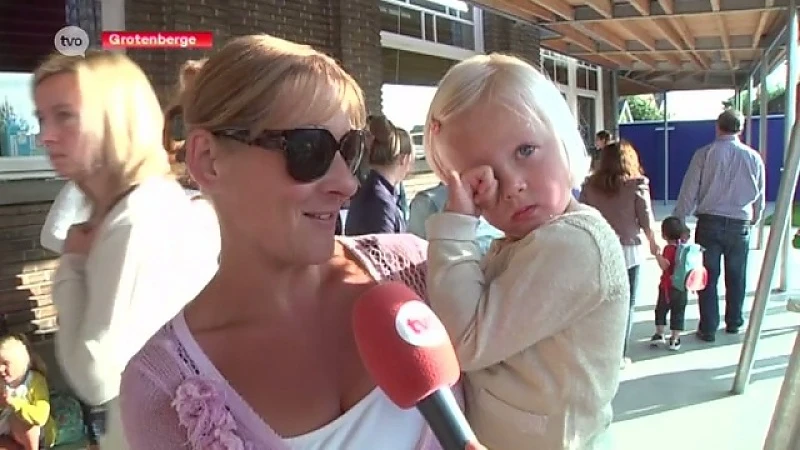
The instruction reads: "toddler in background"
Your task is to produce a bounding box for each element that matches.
[0,334,57,449]
[651,216,693,351]
[423,53,630,449]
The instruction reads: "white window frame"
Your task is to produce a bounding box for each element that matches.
[540,50,604,135]
[380,0,484,56]
[0,0,124,179]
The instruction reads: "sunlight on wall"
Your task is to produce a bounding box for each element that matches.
[382,84,438,132]
[665,90,734,121]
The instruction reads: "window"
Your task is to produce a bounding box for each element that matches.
[577,95,597,147]
[0,72,51,175]
[380,3,424,39]
[540,51,569,86]
[380,0,477,51]
[577,65,599,91]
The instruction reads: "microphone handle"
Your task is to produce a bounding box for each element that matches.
[416,388,476,450]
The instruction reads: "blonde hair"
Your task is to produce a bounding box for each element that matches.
[0,334,47,377]
[164,59,208,189]
[424,53,589,188]
[33,51,171,190]
[183,34,366,141]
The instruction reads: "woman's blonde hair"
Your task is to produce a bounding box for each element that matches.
[164,59,208,189]
[183,34,366,143]
[33,51,171,190]
[0,334,47,377]
[423,53,589,188]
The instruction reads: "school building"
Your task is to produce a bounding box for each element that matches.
[0,0,787,337]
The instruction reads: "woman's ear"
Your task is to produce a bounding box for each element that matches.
[184,129,219,192]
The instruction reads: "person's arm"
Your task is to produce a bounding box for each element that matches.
[672,146,707,220]
[752,158,766,225]
[52,224,138,405]
[120,364,190,449]
[6,373,51,426]
[634,181,660,255]
[407,194,437,239]
[426,213,605,371]
[656,245,673,271]
[40,182,88,253]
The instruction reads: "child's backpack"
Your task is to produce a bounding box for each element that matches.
[49,391,87,446]
[671,242,708,292]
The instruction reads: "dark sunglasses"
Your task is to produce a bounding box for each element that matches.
[212,127,368,183]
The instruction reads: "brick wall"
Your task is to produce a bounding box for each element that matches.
[125,0,384,114]
[483,14,541,69]
[0,202,59,339]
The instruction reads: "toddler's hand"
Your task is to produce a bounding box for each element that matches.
[465,442,488,450]
[444,166,498,217]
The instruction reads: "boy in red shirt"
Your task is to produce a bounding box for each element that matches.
[650,216,691,351]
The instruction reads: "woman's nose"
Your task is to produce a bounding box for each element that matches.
[37,122,58,147]
[325,153,359,198]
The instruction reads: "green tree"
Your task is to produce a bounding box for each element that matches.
[626,95,665,121]
[0,98,32,135]
[725,84,786,114]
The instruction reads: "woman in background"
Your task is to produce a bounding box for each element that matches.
[345,115,414,235]
[163,59,207,195]
[580,140,660,367]
[33,51,220,449]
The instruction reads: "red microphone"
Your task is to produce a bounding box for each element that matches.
[353,281,476,450]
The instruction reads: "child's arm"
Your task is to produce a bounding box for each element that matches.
[6,373,51,426]
[656,253,671,271]
[426,213,609,371]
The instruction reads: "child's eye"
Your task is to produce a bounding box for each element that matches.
[516,144,536,158]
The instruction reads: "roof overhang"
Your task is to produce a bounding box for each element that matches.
[470,0,794,95]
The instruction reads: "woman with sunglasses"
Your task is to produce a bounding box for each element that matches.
[118,34,459,450]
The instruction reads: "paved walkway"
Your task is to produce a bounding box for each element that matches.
[611,202,799,450]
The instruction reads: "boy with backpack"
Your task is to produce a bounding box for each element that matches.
[651,217,708,351]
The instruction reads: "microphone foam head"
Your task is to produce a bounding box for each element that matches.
[353,282,460,409]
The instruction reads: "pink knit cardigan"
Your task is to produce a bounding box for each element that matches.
[119,234,463,450]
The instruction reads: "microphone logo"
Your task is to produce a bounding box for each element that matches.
[395,300,449,348]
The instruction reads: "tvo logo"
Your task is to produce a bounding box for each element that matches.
[394,300,449,348]
[54,26,90,56]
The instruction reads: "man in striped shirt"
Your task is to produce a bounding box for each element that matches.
[673,109,766,343]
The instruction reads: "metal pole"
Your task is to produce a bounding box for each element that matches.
[779,5,798,291]
[763,323,800,450]
[747,76,754,146]
[757,50,771,250]
[611,69,620,139]
[663,91,670,205]
[731,112,800,395]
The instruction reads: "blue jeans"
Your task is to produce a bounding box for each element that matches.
[695,214,751,335]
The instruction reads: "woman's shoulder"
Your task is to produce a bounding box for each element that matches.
[123,323,187,387]
[341,234,429,295]
[344,233,428,268]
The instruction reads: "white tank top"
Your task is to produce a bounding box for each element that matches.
[282,389,426,450]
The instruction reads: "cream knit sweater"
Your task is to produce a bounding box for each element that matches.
[426,202,629,450]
